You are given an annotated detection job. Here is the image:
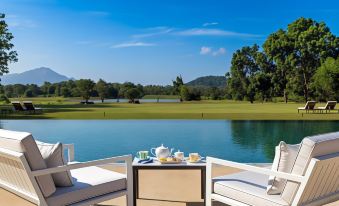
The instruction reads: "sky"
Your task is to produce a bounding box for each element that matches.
[2,0,339,85]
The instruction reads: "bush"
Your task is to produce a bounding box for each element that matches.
[0,94,10,104]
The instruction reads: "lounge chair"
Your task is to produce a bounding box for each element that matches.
[297,101,316,113]
[206,132,339,206]
[0,129,133,206]
[317,101,338,113]
[11,101,26,112]
[23,101,43,113]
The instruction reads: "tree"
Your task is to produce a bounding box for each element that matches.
[286,18,339,101]
[96,79,109,102]
[0,14,18,80]
[172,75,184,95]
[125,88,142,103]
[76,79,95,103]
[180,85,190,101]
[263,29,293,103]
[311,57,339,101]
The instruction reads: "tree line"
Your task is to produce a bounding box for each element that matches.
[225,17,339,103]
[0,76,226,103]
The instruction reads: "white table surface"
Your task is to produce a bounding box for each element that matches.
[132,157,206,167]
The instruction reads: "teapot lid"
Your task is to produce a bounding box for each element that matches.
[158,144,166,149]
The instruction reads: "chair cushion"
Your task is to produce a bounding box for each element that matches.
[37,141,73,187]
[267,142,299,195]
[282,132,339,204]
[213,171,288,206]
[46,166,126,206]
[0,129,56,197]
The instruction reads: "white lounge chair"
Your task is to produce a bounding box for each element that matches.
[317,101,338,113]
[0,129,133,206]
[206,132,339,206]
[297,101,317,113]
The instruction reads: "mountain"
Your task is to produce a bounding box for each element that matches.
[0,67,71,85]
[186,75,226,88]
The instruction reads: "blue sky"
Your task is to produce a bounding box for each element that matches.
[2,0,339,85]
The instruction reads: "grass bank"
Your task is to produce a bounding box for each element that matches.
[1,98,338,120]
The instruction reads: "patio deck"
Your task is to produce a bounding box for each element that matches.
[0,165,337,206]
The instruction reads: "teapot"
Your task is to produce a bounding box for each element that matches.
[151,144,174,159]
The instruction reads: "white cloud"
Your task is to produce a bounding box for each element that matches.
[132,27,173,39]
[203,22,219,27]
[200,47,212,55]
[200,47,226,56]
[176,28,261,38]
[6,15,37,29]
[212,48,226,56]
[112,42,156,48]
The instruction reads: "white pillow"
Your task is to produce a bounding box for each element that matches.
[37,141,73,187]
[267,141,300,195]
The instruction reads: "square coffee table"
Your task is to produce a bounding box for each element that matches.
[132,157,206,205]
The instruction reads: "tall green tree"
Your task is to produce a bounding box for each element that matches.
[263,29,293,103]
[76,79,95,103]
[96,79,109,102]
[286,18,339,101]
[311,57,339,101]
[0,14,18,79]
[125,88,142,103]
[172,75,184,95]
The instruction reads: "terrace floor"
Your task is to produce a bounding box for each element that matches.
[0,165,338,206]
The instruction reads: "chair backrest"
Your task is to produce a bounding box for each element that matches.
[305,101,316,109]
[0,147,41,204]
[293,152,339,206]
[324,101,337,110]
[11,101,25,111]
[281,132,339,205]
[23,101,35,111]
[0,129,56,203]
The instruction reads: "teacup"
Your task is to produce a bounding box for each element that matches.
[174,151,184,161]
[189,153,201,162]
[136,151,149,160]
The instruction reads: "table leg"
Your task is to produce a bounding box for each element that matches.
[133,168,139,206]
[201,167,206,205]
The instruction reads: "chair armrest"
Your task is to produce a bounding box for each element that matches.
[31,155,132,177]
[63,144,75,162]
[207,157,304,183]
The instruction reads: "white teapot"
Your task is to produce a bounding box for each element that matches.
[151,144,174,159]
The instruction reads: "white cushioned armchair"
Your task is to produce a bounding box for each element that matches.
[206,132,339,206]
[0,129,133,206]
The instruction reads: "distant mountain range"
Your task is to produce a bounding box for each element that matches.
[186,75,226,88]
[0,67,71,85]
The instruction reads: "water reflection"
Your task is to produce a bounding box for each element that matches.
[230,121,339,160]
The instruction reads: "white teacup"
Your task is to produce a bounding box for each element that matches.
[189,153,201,162]
[174,151,184,161]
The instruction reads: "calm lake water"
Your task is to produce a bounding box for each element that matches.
[1,120,338,163]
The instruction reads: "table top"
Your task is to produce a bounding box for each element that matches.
[132,157,206,167]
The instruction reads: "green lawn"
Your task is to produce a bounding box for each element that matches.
[1,97,338,120]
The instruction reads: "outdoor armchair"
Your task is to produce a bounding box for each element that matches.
[317,101,338,113]
[206,132,339,206]
[0,129,133,206]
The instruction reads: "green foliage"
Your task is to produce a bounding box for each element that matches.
[76,79,95,102]
[0,14,18,77]
[180,85,190,101]
[228,17,339,103]
[180,85,201,101]
[0,94,10,104]
[311,57,339,101]
[96,79,109,102]
[172,75,184,95]
[125,88,142,103]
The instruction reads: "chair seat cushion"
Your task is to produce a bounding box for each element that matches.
[213,171,288,206]
[46,166,126,206]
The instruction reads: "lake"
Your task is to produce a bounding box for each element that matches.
[0,120,338,163]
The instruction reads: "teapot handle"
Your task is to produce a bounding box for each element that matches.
[150,148,156,157]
